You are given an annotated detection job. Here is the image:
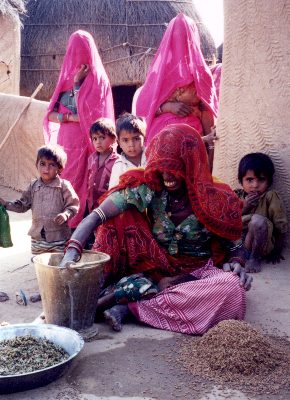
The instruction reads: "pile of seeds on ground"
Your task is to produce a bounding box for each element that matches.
[178,320,290,396]
[0,335,69,375]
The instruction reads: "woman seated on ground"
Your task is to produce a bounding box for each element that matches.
[61,124,252,335]
[134,13,218,157]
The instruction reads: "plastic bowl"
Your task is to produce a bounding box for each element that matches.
[0,323,84,394]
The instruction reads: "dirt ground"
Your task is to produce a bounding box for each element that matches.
[1,184,290,400]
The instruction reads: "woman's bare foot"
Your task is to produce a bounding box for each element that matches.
[104,305,129,332]
[245,258,262,273]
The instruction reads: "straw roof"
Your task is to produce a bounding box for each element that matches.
[21,0,216,101]
[0,0,26,23]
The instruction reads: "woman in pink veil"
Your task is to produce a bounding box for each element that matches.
[43,30,115,228]
[135,13,218,148]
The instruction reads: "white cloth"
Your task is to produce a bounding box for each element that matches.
[109,150,147,189]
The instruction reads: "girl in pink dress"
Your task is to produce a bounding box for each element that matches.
[44,30,115,228]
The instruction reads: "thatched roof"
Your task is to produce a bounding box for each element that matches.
[0,0,26,22]
[21,0,217,101]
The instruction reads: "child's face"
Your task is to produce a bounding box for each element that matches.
[118,130,144,159]
[91,131,115,154]
[242,170,269,195]
[37,157,61,184]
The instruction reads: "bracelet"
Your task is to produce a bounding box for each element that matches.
[66,238,83,253]
[63,243,82,262]
[208,145,215,150]
[93,207,106,224]
[57,113,64,123]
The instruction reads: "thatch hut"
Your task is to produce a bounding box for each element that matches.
[20,0,216,116]
[0,0,26,95]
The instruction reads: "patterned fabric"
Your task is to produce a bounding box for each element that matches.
[31,238,66,255]
[129,260,246,335]
[150,190,212,257]
[43,30,114,227]
[113,274,158,303]
[144,124,243,240]
[135,13,218,144]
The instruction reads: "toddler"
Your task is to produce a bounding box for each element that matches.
[87,118,120,211]
[109,113,146,188]
[235,152,288,272]
[0,144,79,255]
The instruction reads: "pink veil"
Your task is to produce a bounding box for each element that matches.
[135,13,218,143]
[43,30,115,147]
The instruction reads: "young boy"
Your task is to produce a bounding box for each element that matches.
[87,118,120,211]
[109,113,147,188]
[235,152,288,273]
[0,144,79,255]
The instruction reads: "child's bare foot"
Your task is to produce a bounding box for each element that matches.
[245,258,262,273]
[104,305,129,332]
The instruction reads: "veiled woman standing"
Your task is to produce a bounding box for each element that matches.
[44,30,115,228]
[134,13,218,148]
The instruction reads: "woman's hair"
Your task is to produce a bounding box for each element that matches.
[116,113,146,138]
[238,152,275,185]
[36,144,67,169]
[90,118,116,139]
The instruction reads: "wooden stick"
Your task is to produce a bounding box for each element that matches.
[0,83,43,152]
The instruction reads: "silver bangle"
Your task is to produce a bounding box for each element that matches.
[93,207,106,224]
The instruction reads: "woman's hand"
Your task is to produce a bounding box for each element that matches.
[59,247,81,268]
[223,262,253,291]
[74,64,89,84]
[160,101,194,117]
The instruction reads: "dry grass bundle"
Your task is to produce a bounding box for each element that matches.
[178,320,290,396]
[21,0,216,100]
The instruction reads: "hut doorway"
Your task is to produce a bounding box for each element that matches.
[112,85,137,118]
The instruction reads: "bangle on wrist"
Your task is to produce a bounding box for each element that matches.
[57,113,64,123]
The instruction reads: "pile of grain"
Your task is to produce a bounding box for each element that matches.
[0,335,69,375]
[179,320,290,395]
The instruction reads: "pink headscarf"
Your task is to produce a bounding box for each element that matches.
[210,63,222,100]
[135,13,218,144]
[43,30,115,146]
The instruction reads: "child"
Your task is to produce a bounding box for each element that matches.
[109,113,147,188]
[0,144,79,255]
[87,118,120,211]
[235,152,288,273]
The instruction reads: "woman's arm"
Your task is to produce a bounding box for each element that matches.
[59,194,128,267]
[47,111,79,124]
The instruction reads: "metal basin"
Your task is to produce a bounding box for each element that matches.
[0,323,84,394]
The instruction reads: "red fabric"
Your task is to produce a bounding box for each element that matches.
[144,124,243,241]
[135,13,218,144]
[43,30,114,227]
